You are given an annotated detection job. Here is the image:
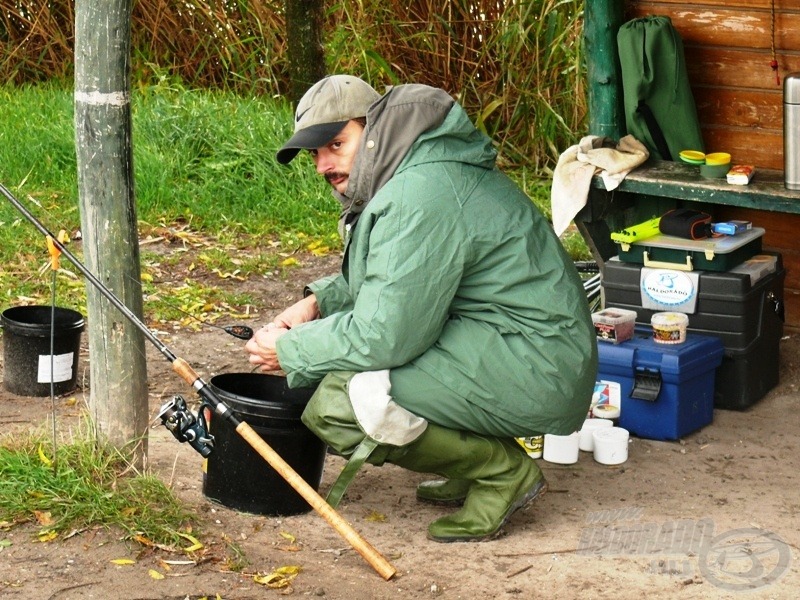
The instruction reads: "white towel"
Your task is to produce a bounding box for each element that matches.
[551,135,649,237]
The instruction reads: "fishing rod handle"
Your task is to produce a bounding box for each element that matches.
[236,421,397,581]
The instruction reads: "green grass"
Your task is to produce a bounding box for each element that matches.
[0,81,589,313]
[0,425,198,548]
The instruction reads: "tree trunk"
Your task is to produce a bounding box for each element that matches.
[585,0,625,139]
[74,0,149,466]
[285,0,326,105]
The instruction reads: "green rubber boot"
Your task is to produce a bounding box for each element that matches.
[388,424,547,542]
[416,479,471,506]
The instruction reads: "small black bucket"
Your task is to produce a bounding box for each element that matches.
[203,373,326,516]
[1,305,85,397]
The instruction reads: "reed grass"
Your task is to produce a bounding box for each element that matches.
[0,0,587,170]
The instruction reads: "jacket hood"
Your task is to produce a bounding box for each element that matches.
[333,84,497,220]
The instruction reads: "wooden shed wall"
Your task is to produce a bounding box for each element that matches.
[625,0,798,170]
[624,0,800,330]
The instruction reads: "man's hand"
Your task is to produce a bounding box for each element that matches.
[245,325,289,371]
[271,294,320,329]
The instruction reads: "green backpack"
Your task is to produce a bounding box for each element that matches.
[617,15,704,160]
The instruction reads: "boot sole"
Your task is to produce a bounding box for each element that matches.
[427,477,548,543]
[416,495,467,507]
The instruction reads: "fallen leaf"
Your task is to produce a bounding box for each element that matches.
[37,529,57,542]
[33,511,54,526]
[133,534,176,552]
[110,558,136,565]
[177,531,203,553]
[253,565,301,588]
[279,531,296,544]
[36,444,52,467]
[364,510,387,522]
[280,257,299,267]
[148,569,165,580]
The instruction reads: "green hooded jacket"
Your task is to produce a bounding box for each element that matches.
[276,84,598,435]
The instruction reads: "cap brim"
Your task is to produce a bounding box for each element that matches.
[276,121,349,164]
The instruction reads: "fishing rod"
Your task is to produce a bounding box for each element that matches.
[0,182,396,581]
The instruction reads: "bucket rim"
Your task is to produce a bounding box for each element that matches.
[208,372,316,420]
[1,305,85,335]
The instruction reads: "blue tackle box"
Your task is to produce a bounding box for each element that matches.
[596,328,724,440]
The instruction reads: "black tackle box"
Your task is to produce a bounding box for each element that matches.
[600,253,785,410]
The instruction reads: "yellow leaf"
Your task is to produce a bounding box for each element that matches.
[279,531,296,544]
[37,529,58,542]
[33,511,54,526]
[178,531,203,553]
[253,565,301,588]
[37,444,52,467]
[64,396,78,406]
[148,569,165,580]
[280,257,299,267]
[110,558,136,565]
[141,272,154,282]
[365,510,387,522]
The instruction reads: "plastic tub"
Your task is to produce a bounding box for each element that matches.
[651,312,689,344]
[578,418,614,451]
[543,432,579,464]
[592,308,637,344]
[593,427,630,465]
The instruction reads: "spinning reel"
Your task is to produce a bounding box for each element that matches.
[156,395,215,457]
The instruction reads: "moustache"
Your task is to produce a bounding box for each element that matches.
[325,172,347,184]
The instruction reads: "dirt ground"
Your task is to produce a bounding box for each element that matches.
[1,243,798,600]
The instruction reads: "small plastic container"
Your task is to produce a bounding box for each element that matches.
[592,308,637,344]
[515,435,544,459]
[592,403,620,422]
[651,312,689,344]
[593,427,630,465]
[578,418,613,451]
[543,432,580,464]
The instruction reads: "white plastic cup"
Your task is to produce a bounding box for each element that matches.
[543,432,580,464]
[592,427,630,465]
[578,418,614,451]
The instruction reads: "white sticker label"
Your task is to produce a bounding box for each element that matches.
[592,380,621,409]
[37,352,75,383]
[640,268,699,313]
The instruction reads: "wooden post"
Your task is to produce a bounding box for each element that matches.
[585,0,625,139]
[285,0,327,105]
[74,0,149,466]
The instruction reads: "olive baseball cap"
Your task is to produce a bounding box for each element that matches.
[276,75,381,164]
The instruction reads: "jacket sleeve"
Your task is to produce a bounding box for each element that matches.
[277,176,466,388]
[307,273,353,316]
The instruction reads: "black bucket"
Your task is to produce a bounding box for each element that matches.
[203,373,326,516]
[1,305,85,397]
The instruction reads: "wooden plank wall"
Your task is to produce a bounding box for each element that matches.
[625,0,800,330]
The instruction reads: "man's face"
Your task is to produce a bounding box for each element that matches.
[309,120,364,195]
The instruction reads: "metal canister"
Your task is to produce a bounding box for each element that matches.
[784,73,800,190]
